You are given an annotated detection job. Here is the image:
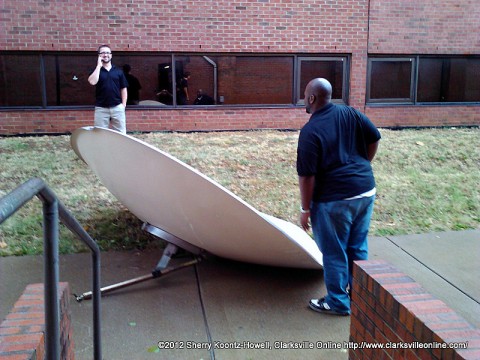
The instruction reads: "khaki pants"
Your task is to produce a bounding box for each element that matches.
[94,104,126,134]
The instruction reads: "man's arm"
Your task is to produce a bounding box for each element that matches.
[367,140,380,162]
[88,56,103,85]
[121,88,128,107]
[298,175,315,231]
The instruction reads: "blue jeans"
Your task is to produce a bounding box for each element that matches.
[310,195,375,314]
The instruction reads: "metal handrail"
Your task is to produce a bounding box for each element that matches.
[0,178,102,360]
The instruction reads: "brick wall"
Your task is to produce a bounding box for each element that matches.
[350,260,480,360]
[1,0,368,54]
[1,0,371,132]
[365,0,480,128]
[0,283,74,360]
[0,0,479,134]
[366,106,480,128]
[0,107,311,135]
[368,0,480,54]
[2,103,478,136]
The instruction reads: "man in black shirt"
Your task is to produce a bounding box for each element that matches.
[176,72,191,105]
[297,78,381,316]
[88,45,128,133]
[193,89,215,105]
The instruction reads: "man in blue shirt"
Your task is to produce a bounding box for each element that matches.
[88,45,128,133]
[297,78,381,316]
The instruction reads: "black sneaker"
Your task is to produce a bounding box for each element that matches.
[308,298,350,316]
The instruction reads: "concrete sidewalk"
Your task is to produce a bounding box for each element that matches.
[1,229,478,359]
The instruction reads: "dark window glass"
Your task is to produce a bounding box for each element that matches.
[170,55,216,105]
[126,55,293,106]
[204,56,294,105]
[0,54,42,107]
[369,60,413,101]
[418,58,480,102]
[299,59,345,101]
[44,55,93,106]
[114,55,172,105]
[0,52,347,108]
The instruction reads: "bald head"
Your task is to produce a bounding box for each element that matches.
[304,78,332,114]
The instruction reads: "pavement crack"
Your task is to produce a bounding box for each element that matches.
[384,236,479,305]
[194,262,216,360]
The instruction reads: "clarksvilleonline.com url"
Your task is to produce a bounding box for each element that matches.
[345,341,469,350]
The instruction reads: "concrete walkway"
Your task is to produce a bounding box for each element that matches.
[1,229,478,360]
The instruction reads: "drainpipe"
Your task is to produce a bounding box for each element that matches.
[202,56,218,103]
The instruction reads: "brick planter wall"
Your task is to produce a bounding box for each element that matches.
[350,260,480,360]
[0,283,74,360]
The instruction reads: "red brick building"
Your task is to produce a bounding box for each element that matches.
[1,0,479,135]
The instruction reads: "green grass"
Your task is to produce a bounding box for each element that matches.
[371,128,479,235]
[1,128,479,256]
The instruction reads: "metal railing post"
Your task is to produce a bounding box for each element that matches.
[58,204,102,359]
[0,178,102,360]
[40,190,60,360]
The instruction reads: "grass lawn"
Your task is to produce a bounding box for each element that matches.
[0,127,479,256]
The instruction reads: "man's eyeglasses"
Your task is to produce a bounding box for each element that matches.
[99,52,112,55]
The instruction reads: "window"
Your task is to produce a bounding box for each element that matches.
[174,55,215,105]
[205,55,294,105]
[298,57,348,104]
[418,57,480,103]
[367,58,414,103]
[0,52,350,108]
[43,54,93,106]
[0,54,43,107]
[367,56,480,104]
[114,54,173,105]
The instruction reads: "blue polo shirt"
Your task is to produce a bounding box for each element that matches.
[297,103,381,202]
[93,65,128,108]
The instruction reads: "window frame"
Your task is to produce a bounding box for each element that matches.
[295,56,350,105]
[0,51,351,110]
[366,57,416,104]
[0,52,46,109]
[416,56,480,104]
[367,55,480,106]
